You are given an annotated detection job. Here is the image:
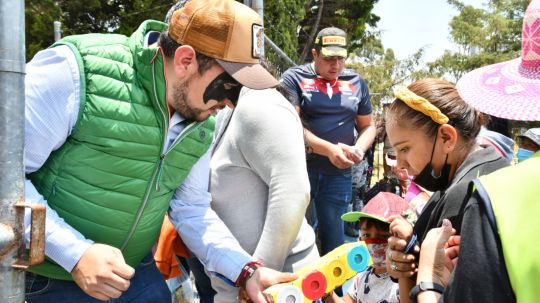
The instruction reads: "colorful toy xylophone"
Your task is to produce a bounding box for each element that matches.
[265,242,371,302]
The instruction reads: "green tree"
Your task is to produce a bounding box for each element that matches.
[25,0,62,59]
[296,0,380,63]
[25,0,309,70]
[426,0,527,82]
[115,1,174,34]
[25,0,174,60]
[263,0,309,73]
[264,0,308,62]
[348,32,426,113]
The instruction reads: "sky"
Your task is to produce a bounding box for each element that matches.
[372,0,487,62]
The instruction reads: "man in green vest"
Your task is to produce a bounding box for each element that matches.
[23,0,296,302]
[404,1,540,302]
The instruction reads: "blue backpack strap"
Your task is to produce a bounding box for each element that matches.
[471,179,498,236]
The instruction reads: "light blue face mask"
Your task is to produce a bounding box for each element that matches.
[516,148,534,162]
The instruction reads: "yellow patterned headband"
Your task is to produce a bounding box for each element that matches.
[393,86,449,125]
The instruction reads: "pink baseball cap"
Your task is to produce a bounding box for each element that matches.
[341,192,412,223]
[456,0,540,121]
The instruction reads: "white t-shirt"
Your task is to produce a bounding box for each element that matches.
[347,267,400,303]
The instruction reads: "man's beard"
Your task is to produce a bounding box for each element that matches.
[170,76,206,122]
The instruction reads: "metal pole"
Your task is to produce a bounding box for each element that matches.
[264,35,296,67]
[251,0,263,21]
[0,0,26,301]
[251,0,265,57]
[54,21,62,41]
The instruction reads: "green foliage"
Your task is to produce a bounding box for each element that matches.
[448,5,487,51]
[263,0,309,74]
[25,0,62,60]
[115,1,174,34]
[264,0,308,63]
[348,32,426,114]
[297,0,380,63]
[25,0,308,71]
[25,0,173,60]
[24,0,378,78]
[426,0,526,82]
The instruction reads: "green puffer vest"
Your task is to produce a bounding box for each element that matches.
[478,152,540,303]
[27,20,215,280]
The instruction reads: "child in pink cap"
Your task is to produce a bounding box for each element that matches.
[323,192,415,303]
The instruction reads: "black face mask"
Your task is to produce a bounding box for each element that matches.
[413,134,451,192]
[203,72,242,106]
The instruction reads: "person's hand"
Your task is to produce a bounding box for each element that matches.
[238,287,251,303]
[338,143,364,163]
[386,235,418,279]
[417,219,456,287]
[445,235,460,271]
[388,215,413,241]
[327,144,354,169]
[386,215,418,279]
[239,267,298,303]
[71,243,135,301]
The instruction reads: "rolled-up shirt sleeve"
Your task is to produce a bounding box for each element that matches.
[168,148,251,282]
[24,45,94,272]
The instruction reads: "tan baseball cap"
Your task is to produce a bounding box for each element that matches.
[168,0,279,89]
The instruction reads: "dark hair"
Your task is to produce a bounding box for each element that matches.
[158,31,217,75]
[486,114,510,137]
[386,78,485,143]
[359,217,390,234]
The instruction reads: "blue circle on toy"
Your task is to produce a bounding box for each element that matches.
[347,245,370,272]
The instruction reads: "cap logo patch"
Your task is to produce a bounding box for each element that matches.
[252,24,264,59]
[322,36,346,46]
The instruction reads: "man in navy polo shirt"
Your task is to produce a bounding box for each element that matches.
[282,27,376,256]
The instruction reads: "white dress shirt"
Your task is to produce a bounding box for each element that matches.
[24,43,250,281]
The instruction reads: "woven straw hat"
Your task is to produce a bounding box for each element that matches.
[456,0,540,121]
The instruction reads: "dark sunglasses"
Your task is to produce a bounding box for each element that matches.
[203,72,242,106]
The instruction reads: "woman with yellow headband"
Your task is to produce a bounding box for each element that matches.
[382,78,508,303]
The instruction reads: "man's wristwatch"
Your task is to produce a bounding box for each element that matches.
[409,282,444,302]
